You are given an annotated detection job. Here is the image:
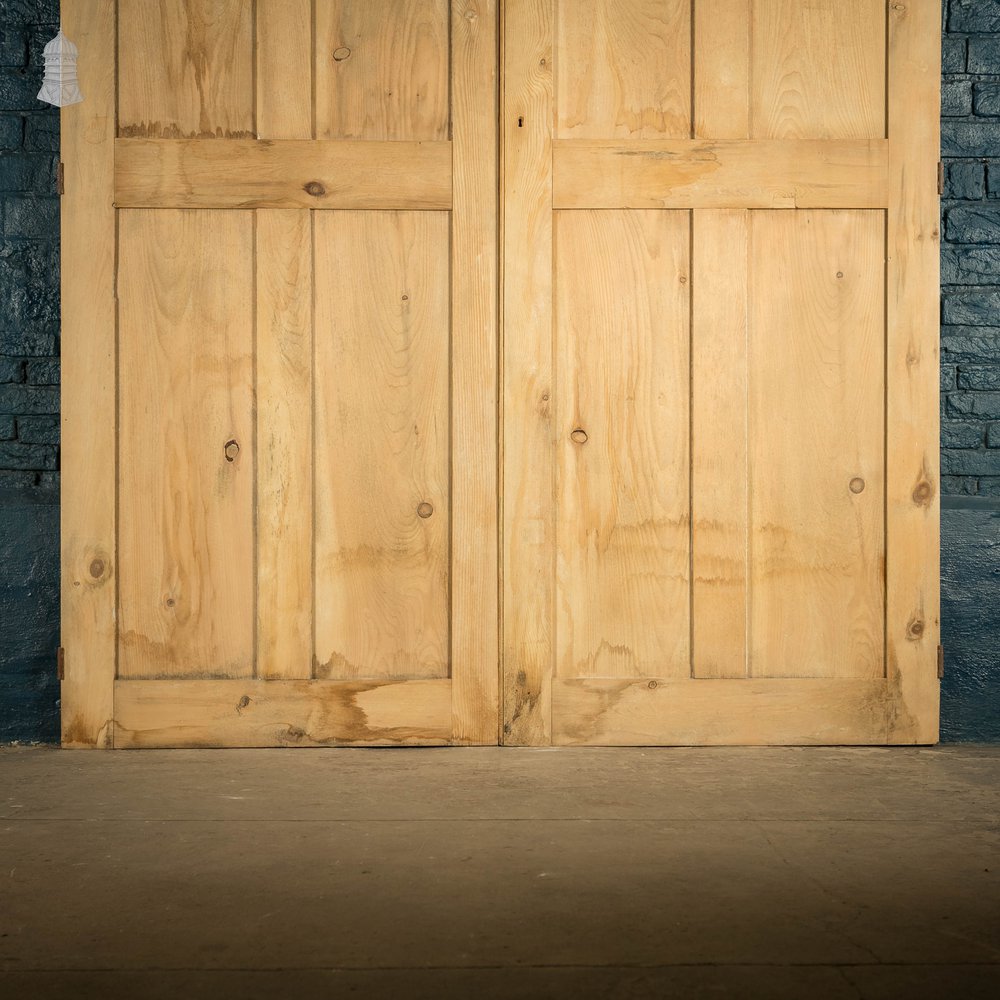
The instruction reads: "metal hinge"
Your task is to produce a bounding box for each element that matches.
[57,162,65,196]
[57,646,65,681]
[937,644,945,680]
[937,161,944,197]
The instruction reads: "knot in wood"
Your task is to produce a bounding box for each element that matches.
[570,428,589,445]
[304,181,326,198]
[332,47,352,62]
[912,480,933,506]
[907,618,925,640]
[224,439,241,462]
[417,501,434,519]
[89,558,105,579]
[849,477,866,494]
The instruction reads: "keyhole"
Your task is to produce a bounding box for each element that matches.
[518,116,524,127]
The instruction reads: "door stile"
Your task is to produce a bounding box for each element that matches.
[885,0,941,742]
[60,0,117,747]
[501,0,555,745]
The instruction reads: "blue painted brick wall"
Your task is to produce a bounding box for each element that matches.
[0,0,59,492]
[943,0,1000,495]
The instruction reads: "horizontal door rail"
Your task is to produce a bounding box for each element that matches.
[115,139,453,210]
[553,138,889,210]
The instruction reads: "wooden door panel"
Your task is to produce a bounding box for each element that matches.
[555,210,690,680]
[117,210,255,679]
[555,0,690,140]
[315,0,451,141]
[748,210,885,679]
[314,211,451,681]
[117,0,254,138]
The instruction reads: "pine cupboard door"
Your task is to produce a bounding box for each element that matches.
[60,0,498,747]
[502,0,941,745]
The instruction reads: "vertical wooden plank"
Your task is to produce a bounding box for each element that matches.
[313,212,451,681]
[502,0,554,744]
[451,0,499,743]
[886,0,941,742]
[556,0,691,139]
[257,0,314,140]
[555,210,690,680]
[751,0,885,139]
[118,0,254,138]
[256,211,313,680]
[691,210,749,678]
[117,212,255,678]
[693,0,750,139]
[60,0,116,747]
[255,0,315,679]
[749,211,885,679]
[315,0,450,141]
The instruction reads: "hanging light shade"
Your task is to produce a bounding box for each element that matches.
[37,30,83,108]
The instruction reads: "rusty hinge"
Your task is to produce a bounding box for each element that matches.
[57,646,65,681]
[57,162,65,196]
[937,161,945,197]
[937,644,945,680]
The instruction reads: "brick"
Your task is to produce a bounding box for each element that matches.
[968,36,1000,74]
[1,195,57,237]
[946,161,985,200]
[0,240,60,330]
[0,113,20,148]
[0,67,40,111]
[22,113,56,152]
[0,468,37,487]
[943,80,973,117]
[941,365,956,393]
[942,329,1000,361]
[0,355,21,382]
[943,123,1000,157]
[0,327,55,356]
[951,0,1000,33]
[942,449,1000,476]
[942,289,1000,326]
[942,475,980,496]
[958,365,1000,389]
[0,383,58,415]
[0,413,13,439]
[942,421,984,448]
[946,391,1000,419]
[16,414,57,444]
[942,36,967,74]
[24,358,57,385]
[0,151,56,193]
[974,83,1000,118]
[979,477,1000,496]
[989,424,1000,448]
[0,28,25,67]
[0,440,55,470]
[941,246,1000,284]
[945,206,1000,243]
[0,2,58,25]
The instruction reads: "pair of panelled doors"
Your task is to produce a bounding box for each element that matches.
[60,0,941,747]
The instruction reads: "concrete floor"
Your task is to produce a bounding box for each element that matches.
[1,747,999,999]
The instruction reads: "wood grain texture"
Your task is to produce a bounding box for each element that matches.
[555,210,690,680]
[117,211,255,679]
[314,211,451,681]
[450,0,500,743]
[694,0,750,139]
[885,0,941,743]
[60,0,116,747]
[749,211,884,679]
[552,678,891,746]
[315,0,450,141]
[114,679,452,747]
[256,211,313,680]
[256,0,314,140]
[692,210,749,678]
[118,0,254,138]
[114,139,453,210]
[552,139,888,209]
[502,0,554,745]
[556,0,690,140]
[751,0,885,140]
